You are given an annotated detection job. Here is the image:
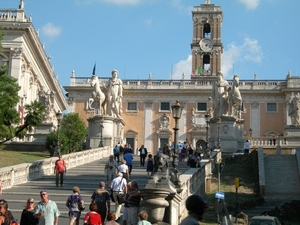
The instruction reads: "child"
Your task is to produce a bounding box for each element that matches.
[146,154,154,178]
[137,210,151,225]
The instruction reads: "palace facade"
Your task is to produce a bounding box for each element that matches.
[1,1,300,153]
[0,1,67,144]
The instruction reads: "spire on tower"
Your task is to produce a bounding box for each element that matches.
[205,0,211,4]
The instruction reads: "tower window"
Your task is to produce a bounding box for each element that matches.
[203,23,211,38]
[203,54,210,72]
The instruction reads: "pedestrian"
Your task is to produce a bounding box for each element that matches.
[126,181,140,225]
[123,151,133,175]
[137,210,151,225]
[146,154,154,178]
[83,203,102,225]
[121,182,131,225]
[110,172,127,221]
[91,181,110,223]
[0,199,15,223]
[0,200,13,225]
[20,198,38,225]
[105,155,118,185]
[106,212,119,225]
[113,145,120,164]
[123,144,133,155]
[138,144,148,166]
[54,155,66,187]
[180,195,208,225]
[188,152,197,168]
[156,148,163,155]
[66,186,85,225]
[117,159,129,181]
[244,140,250,154]
[34,190,60,225]
[177,142,183,163]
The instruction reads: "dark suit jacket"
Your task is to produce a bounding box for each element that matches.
[139,148,148,156]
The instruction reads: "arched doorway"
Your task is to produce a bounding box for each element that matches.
[196,140,206,153]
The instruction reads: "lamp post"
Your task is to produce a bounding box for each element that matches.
[171,100,183,187]
[249,128,252,138]
[53,110,63,156]
[100,124,104,147]
[217,117,221,149]
[205,114,210,158]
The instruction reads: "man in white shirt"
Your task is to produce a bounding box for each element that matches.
[110,172,127,220]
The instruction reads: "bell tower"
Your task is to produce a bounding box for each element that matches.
[191,0,223,78]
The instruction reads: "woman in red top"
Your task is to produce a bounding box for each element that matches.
[83,203,102,225]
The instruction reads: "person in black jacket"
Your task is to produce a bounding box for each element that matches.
[20,198,38,225]
[138,145,148,166]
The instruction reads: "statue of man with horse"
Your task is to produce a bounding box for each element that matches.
[90,75,107,115]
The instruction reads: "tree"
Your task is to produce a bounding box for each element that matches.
[45,131,58,157]
[57,113,86,154]
[0,28,46,145]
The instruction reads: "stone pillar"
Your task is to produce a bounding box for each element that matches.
[139,188,170,223]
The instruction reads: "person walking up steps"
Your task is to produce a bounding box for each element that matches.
[146,154,154,178]
[54,155,66,187]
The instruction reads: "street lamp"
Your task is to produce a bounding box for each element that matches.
[205,114,210,158]
[53,110,63,156]
[100,124,104,147]
[217,117,221,149]
[249,128,252,138]
[171,100,183,187]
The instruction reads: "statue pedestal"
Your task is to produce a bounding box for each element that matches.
[284,126,300,146]
[209,116,244,153]
[86,115,125,149]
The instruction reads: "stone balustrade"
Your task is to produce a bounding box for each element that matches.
[0,147,109,190]
[250,137,286,148]
[69,76,289,90]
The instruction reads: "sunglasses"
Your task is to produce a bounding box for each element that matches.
[40,193,47,196]
[28,201,34,203]
[0,207,3,209]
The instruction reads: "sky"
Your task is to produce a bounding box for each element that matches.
[1,0,300,87]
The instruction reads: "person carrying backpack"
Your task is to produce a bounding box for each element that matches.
[66,186,85,225]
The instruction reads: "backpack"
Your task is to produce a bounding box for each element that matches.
[67,194,85,211]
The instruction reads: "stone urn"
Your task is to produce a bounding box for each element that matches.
[139,188,170,223]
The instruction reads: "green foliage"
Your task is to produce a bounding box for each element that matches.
[59,113,87,154]
[0,28,46,144]
[45,131,58,157]
[45,113,87,155]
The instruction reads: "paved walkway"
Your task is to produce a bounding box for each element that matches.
[1,154,189,224]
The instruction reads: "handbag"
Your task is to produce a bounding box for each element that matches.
[117,193,125,204]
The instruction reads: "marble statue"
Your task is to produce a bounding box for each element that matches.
[228,75,242,119]
[288,92,300,126]
[159,113,170,129]
[210,71,229,118]
[90,75,106,115]
[106,70,123,118]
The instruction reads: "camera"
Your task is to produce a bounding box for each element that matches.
[110,166,113,169]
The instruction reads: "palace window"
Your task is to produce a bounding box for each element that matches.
[197,103,207,111]
[160,102,170,111]
[267,103,277,112]
[127,102,137,111]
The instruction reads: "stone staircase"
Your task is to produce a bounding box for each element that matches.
[1,155,188,224]
[243,154,300,220]
[264,154,300,196]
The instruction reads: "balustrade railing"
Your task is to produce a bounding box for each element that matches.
[0,147,109,190]
[249,137,286,147]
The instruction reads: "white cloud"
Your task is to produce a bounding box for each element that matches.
[144,18,153,25]
[222,38,262,77]
[238,0,260,10]
[171,55,192,80]
[41,23,61,38]
[171,38,262,80]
